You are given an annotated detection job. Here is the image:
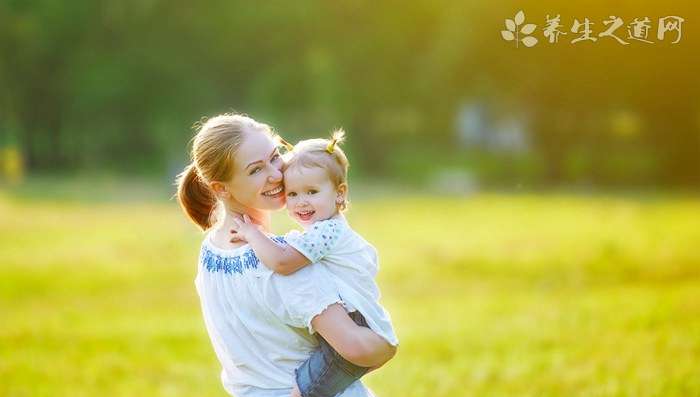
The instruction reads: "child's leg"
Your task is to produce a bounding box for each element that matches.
[294,311,371,397]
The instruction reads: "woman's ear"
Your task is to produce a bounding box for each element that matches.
[210,181,230,199]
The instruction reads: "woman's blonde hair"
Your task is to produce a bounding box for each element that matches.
[175,113,278,230]
[286,129,350,210]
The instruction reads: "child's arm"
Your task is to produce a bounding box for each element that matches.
[293,304,397,397]
[231,215,310,275]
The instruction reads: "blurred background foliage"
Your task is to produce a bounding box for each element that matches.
[1,0,698,189]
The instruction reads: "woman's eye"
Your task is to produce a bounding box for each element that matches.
[308,190,318,195]
[272,153,281,161]
[287,192,297,197]
[249,167,261,175]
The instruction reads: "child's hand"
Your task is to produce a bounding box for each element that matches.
[230,214,261,243]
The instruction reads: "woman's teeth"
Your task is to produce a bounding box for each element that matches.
[262,186,283,196]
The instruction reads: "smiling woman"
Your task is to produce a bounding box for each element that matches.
[174,113,395,397]
[210,127,287,224]
[176,115,285,230]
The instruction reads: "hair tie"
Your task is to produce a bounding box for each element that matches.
[326,138,337,154]
[278,137,294,152]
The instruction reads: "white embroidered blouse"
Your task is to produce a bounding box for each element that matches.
[195,233,375,397]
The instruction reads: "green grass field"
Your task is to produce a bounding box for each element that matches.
[2,188,699,396]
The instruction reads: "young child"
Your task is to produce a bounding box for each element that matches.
[231,130,398,397]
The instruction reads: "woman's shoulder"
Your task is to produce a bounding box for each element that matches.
[200,230,285,275]
[203,229,249,255]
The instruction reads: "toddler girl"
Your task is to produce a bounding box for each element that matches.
[231,130,398,397]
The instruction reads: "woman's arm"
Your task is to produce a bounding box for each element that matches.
[231,215,310,275]
[311,304,397,367]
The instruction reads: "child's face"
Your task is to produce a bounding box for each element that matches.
[284,166,341,227]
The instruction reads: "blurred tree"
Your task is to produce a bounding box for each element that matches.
[0,0,698,186]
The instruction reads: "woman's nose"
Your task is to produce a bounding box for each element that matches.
[268,165,283,184]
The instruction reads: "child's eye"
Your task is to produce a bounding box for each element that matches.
[271,153,281,162]
[249,167,261,176]
[308,189,318,195]
[287,191,297,197]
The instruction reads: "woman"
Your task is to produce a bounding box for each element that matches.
[176,113,395,397]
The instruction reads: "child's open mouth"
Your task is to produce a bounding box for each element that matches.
[296,210,315,222]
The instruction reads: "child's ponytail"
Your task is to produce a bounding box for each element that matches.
[325,129,346,154]
[176,163,216,231]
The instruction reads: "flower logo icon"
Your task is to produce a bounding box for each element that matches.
[501,10,538,47]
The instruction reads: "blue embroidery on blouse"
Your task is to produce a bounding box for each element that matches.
[202,236,287,275]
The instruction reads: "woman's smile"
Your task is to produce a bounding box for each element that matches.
[261,185,284,198]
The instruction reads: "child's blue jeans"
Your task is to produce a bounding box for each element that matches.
[295,311,370,397]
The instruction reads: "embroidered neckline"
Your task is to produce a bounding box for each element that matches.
[201,236,285,275]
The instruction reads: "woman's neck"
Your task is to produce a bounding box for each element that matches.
[222,203,271,231]
[208,203,271,251]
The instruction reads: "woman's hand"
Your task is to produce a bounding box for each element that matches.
[230,214,261,243]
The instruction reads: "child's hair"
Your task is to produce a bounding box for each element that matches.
[286,129,350,211]
[176,113,279,230]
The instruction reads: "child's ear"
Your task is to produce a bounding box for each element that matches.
[335,183,349,210]
[336,183,348,201]
[335,183,348,198]
[210,181,230,199]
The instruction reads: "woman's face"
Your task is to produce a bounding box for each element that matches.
[225,128,285,211]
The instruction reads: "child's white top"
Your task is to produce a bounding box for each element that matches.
[195,233,375,397]
[285,216,399,346]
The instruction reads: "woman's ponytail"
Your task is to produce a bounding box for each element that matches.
[176,163,216,231]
